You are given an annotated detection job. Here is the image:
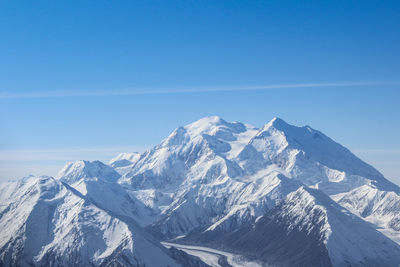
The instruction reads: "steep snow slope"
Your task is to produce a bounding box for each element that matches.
[57,160,120,184]
[149,171,302,239]
[110,152,141,167]
[332,184,400,243]
[0,176,181,266]
[118,117,303,238]
[215,187,400,267]
[120,116,257,189]
[56,160,160,226]
[110,152,141,175]
[237,117,400,245]
[236,117,400,247]
[237,117,398,195]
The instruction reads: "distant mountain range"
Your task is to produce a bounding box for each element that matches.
[1,116,399,266]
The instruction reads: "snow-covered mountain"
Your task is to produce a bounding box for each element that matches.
[1,116,400,266]
[0,176,184,266]
[56,160,159,227]
[57,160,121,184]
[116,117,399,237]
[332,184,400,243]
[119,116,400,265]
[200,187,400,266]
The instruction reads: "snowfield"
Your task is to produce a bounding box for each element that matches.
[1,116,400,266]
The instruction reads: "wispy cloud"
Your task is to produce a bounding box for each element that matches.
[1,81,399,99]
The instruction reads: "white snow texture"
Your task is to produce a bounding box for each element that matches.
[1,116,400,266]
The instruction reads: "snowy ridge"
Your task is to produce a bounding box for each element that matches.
[56,160,121,184]
[237,117,398,195]
[286,187,400,266]
[0,176,181,266]
[332,184,400,243]
[215,186,400,267]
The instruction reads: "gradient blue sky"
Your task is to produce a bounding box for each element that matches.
[1,1,399,184]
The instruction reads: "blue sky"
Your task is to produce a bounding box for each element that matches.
[0,1,399,184]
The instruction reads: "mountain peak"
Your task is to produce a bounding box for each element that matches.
[56,160,120,184]
[263,116,291,130]
[109,152,141,168]
[186,115,226,130]
[269,116,287,125]
[201,115,225,123]
[237,116,394,194]
[184,115,248,137]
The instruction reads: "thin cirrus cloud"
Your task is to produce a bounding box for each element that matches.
[0,81,399,99]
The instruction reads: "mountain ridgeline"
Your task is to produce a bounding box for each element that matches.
[1,116,400,266]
